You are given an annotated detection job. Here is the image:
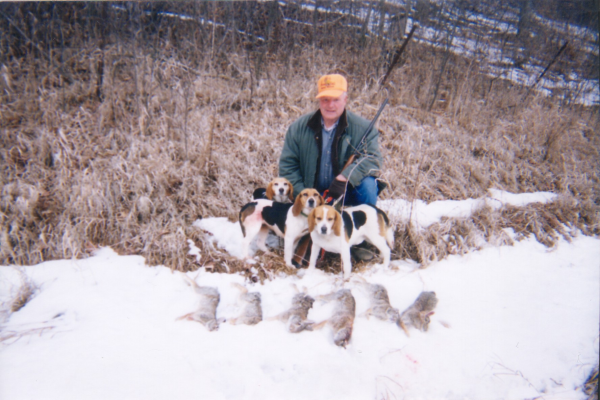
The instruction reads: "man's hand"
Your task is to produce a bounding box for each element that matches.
[327,178,347,199]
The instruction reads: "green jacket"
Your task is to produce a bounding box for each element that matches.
[279,109,383,197]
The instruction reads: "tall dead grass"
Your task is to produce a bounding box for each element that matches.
[0,20,598,272]
[393,197,598,266]
[8,271,37,313]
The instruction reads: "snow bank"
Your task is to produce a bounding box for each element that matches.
[1,191,597,400]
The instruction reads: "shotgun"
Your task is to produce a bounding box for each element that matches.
[322,98,389,204]
[380,23,419,87]
[341,23,418,174]
[340,97,389,173]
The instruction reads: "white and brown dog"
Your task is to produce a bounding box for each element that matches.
[252,177,294,203]
[239,188,323,264]
[307,204,394,279]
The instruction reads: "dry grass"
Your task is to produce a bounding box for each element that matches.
[9,272,37,313]
[193,231,297,283]
[0,27,598,274]
[391,195,599,266]
[0,270,37,331]
[584,364,599,400]
[0,326,55,345]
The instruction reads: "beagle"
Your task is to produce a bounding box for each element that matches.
[307,204,394,279]
[239,188,324,264]
[252,177,293,203]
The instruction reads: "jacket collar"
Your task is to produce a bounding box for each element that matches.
[307,109,348,134]
[307,108,349,178]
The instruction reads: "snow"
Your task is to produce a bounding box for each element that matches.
[1,191,598,400]
[378,188,557,228]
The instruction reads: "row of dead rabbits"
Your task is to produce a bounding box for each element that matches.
[178,276,438,348]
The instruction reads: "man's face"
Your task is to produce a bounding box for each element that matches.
[319,93,347,124]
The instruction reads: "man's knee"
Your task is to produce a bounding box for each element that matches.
[352,176,378,205]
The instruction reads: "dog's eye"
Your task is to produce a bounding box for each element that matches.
[302,193,308,196]
[283,183,288,186]
[316,217,322,221]
[327,218,334,222]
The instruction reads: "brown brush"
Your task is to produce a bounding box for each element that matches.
[0,19,597,274]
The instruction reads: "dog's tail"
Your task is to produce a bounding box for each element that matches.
[386,226,395,249]
[374,206,395,248]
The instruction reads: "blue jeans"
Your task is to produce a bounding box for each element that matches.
[344,176,378,206]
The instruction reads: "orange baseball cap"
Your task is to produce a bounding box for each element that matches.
[315,74,347,99]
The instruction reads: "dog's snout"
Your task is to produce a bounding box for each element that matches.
[308,198,315,207]
[320,226,327,234]
[279,188,284,194]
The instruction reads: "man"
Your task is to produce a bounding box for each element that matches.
[279,74,383,206]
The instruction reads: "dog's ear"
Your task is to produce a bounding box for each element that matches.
[332,208,342,237]
[288,183,294,202]
[317,192,324,206]
[308,208,317,232]
[265,181,274,200]
[292,192,303,216]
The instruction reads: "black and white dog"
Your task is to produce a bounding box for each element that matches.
[307,204,394,279]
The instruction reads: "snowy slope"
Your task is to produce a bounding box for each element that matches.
[1,192,598,400]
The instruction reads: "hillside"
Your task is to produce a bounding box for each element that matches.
[0,1,598,273]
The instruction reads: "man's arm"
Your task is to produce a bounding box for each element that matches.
[340,126,382,188]
[278,127,306,197]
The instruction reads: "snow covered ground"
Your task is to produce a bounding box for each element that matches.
[1,191,598,400]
